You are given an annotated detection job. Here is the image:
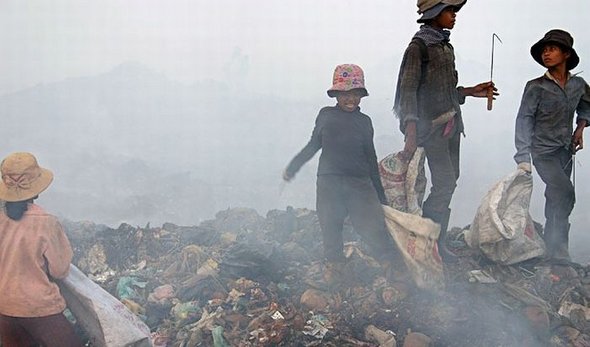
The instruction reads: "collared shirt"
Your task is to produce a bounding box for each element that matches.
[395,38,465,143]
[514,72,590,163]
[0,203,73,317]
[286,105,386,203]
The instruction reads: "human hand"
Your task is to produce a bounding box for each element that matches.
[466,81,499,98]
[517,162,532,173]
[282,170,293,182]
[572,128,584,153]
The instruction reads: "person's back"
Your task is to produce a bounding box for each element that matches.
[0,152,82,347]
[0,203,71,317]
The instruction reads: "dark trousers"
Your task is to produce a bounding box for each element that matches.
[533,148,575,244]
[316,175,395,263]
[422,129,461,215]
[0,312,83,347]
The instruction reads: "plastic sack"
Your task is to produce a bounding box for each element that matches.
[380,148,443,290]
[379,148,426,214]
[58,265,152,347]
[464,169,545,265]
[383,205,444,291]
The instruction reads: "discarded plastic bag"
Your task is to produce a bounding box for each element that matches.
[383,205,444,291]
[379,148,426,214]
[58,265,152,347]
[220,241,286,282]
[117,276,147,301]
[465,169,545,265]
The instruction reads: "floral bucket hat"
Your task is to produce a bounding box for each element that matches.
[0,152,53,202]
[327,64,368,98]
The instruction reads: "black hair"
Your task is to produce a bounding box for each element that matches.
[5,199,34,221]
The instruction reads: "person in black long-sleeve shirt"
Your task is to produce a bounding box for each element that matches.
[283,64,397,288]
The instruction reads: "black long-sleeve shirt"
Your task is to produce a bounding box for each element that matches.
[286,106,386,203]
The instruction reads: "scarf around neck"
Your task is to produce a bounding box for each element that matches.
[413,25,451,46]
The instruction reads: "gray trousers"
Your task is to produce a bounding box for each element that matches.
[533,148,575,245]
[422,129,461,215]
[316,175,395,262]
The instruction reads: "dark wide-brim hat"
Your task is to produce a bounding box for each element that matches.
[530,29,579,70]
[417,0,466,23]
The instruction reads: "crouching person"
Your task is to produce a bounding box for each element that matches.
[514,29,590,263]
[0,152,82,346]
[283,64,398,288]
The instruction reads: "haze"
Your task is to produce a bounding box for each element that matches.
[1,0,589,262]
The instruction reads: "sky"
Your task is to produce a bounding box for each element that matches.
[2,0,588,97]
[1,0,590,261]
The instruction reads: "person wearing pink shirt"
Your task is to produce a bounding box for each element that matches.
[0,152,82,347]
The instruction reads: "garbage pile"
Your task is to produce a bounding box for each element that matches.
[62,207,590,347]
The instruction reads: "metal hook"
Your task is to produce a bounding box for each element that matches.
[487,33,503,111]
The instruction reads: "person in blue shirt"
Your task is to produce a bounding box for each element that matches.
[514,29,590,262]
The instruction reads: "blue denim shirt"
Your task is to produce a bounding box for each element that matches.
[514,72,590,164]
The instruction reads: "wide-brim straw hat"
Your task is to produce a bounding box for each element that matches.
[0,152,53,202]
[327,64,369,98]
[417,0,467,23]
[530,29,579,70]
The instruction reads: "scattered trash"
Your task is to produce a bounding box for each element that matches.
[303,313,332,340]
[365,324,397,347]
[468,270,497,284]
[60,206,590,346]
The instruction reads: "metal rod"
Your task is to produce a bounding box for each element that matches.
[490,33,503,80]
[487,33,502,111]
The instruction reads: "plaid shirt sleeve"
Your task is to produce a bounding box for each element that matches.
[396,44,423,129]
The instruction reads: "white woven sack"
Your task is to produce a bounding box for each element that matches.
[59,265,152,347]
[379,148,426,214]
[383,205,444,291]
[465,169,545,264]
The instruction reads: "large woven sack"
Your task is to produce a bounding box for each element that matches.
[383,205,444,291]
[464,169,545,265]
[58,265,152,347]
[379,148,426,214]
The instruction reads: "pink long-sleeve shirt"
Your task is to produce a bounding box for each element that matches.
[0,203,73,317]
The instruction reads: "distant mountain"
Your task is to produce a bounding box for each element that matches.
[0,62,317,226]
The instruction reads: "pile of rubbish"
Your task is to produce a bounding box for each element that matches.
[62,206,590,347]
